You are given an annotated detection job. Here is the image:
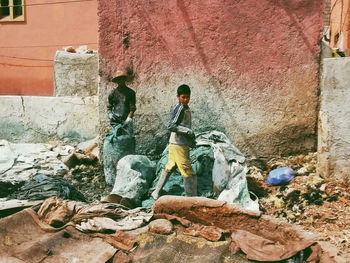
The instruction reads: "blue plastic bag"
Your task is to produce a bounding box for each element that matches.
[266,167,295,186]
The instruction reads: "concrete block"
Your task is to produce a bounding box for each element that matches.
[318,57,350,182]
[54,51,98,97]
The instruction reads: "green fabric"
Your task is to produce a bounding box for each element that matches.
[103,124,135,186]
[111,155,156,206]
[10,174,85,201]
[142,146,215,208]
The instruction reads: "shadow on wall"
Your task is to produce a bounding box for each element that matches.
[176,0,212,75]
[265,0,321,55]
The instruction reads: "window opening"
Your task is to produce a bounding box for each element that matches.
[13,0,22,18]
[0,0,10,19]
[0,0,25,22]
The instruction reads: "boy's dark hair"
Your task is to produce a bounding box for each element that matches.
[177,84,191,96]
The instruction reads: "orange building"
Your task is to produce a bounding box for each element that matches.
[0,0,98,96]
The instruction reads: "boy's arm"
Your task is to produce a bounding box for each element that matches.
[167,104,194,137]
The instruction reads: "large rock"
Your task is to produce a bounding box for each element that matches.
[111,155,156,206]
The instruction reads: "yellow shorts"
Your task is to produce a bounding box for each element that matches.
[165,144,193,178]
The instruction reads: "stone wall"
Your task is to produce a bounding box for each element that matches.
[318,57,350,182]
[0,96,98,143]
[98,0,323,158]
[54,51,99,97]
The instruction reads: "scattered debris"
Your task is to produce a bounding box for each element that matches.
[63,151,98,169]
[0,140,109,203]
[64,46,76,53]
[248,152,350,261]
[1,141,349,261]
[63,45,95,54]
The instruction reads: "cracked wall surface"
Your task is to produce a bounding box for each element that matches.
[0,96,98,143]
[318,57,350,182]
[98,0,323,158]
[54,51,99,97]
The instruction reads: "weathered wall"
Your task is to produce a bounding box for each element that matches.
[0,0,98,96]
[98,0,323,157]
[318,57,350,182]
[0,96,98,143]
[54,51,99,97]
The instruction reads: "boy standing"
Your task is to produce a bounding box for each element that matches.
[151,84,197,199]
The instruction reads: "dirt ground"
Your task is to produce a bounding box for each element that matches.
[63,152,350,261]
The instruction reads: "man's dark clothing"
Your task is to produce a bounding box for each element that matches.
[107,85,136,126]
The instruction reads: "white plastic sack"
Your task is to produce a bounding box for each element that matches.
[197,131,259,212]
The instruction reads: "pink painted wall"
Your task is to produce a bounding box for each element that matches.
[98,0,323,157]
[99,0,322,82]
[0,0,98,96]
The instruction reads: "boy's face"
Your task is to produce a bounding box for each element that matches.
[178,94,191,105]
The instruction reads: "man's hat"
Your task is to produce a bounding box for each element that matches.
[111,70,127,82]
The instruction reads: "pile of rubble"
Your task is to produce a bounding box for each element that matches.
[1,138,349,261]
[246,152,350,261]
[0,139,110,203]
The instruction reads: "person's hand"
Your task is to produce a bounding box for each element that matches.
[187,130,196,148]
[124,117,133,125]
[187,130,195,140]
[123,117,134,135]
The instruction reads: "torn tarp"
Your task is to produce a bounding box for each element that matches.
[196,131,258,211]
[0,208,117,263]
[0,196,153,262]
[37,196,153,232]
[0,196,342,263]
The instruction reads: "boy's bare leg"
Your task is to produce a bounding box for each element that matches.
[183,175,197,197]
[151,170,170,200]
